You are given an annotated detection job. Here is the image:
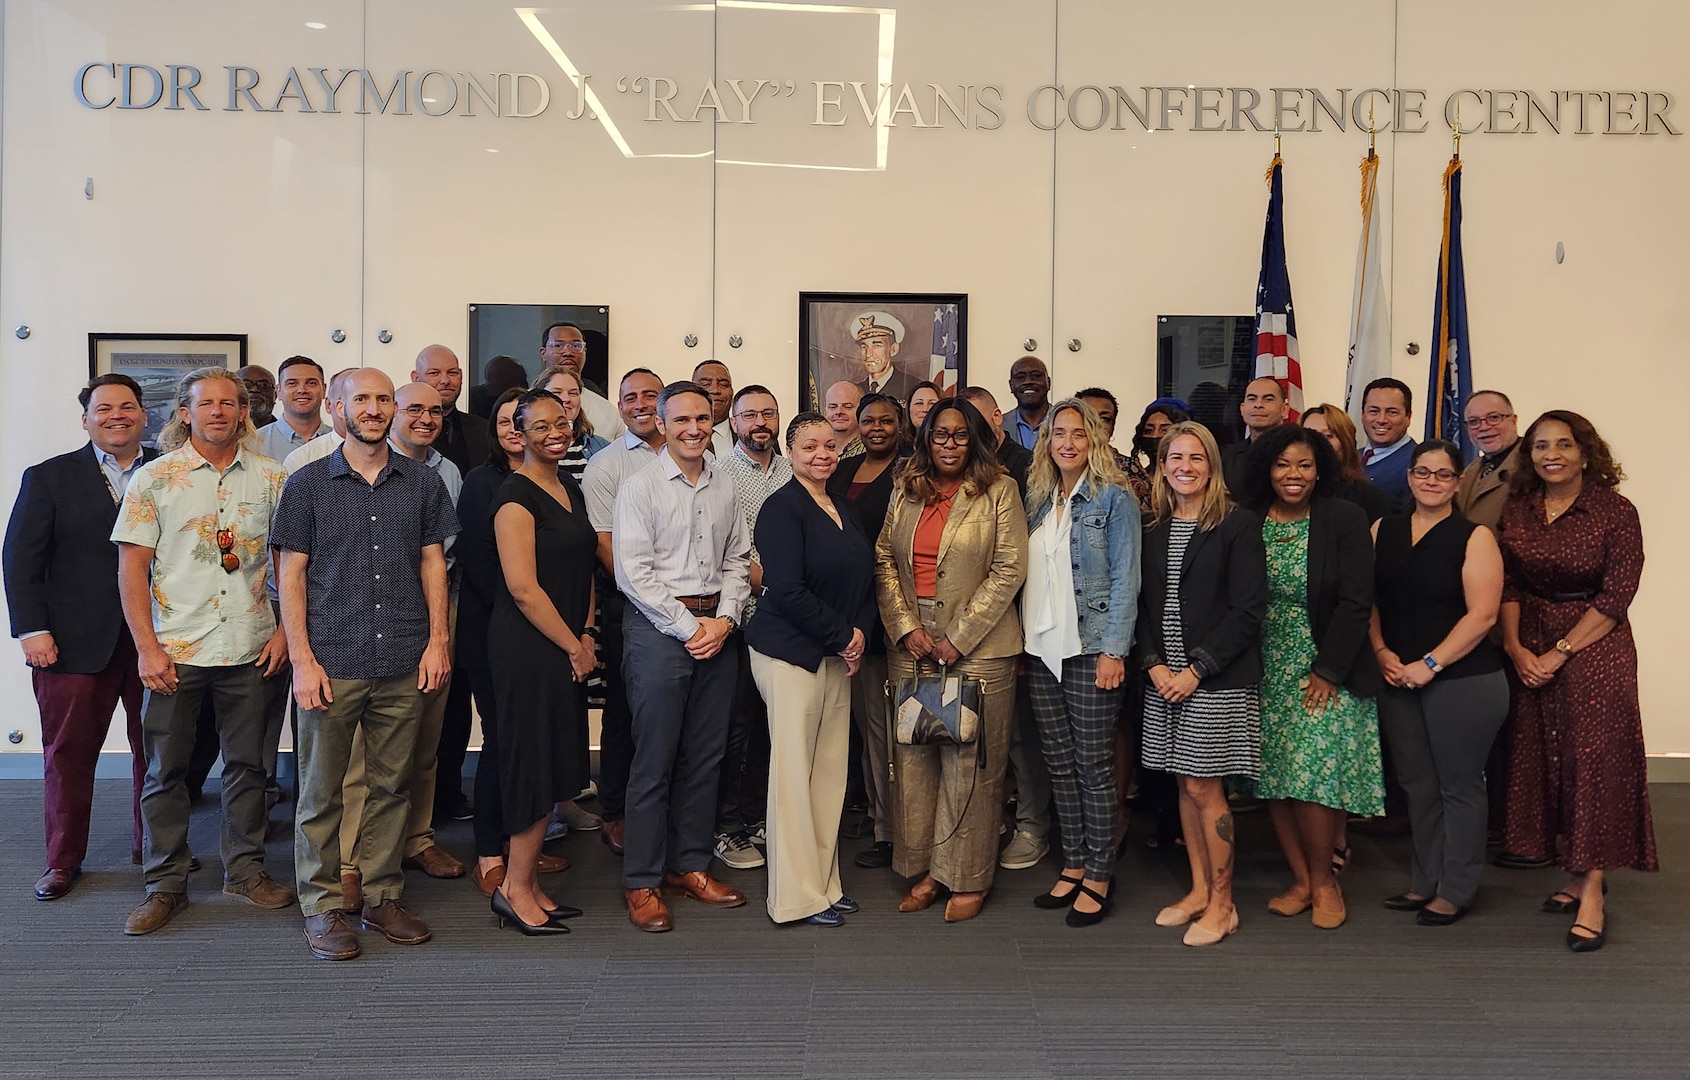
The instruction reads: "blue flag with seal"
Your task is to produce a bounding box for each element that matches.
[1427,155,1472,459]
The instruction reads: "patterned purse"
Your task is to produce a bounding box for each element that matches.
[885,662,988,781]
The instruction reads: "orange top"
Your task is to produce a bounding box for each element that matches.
[912,484,962,597]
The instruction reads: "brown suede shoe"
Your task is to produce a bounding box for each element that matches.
[601,819,626,856]
[362,899,432,945]
[340,870,363,912]
[626,886,673,932]
[663,870,747,909]
[124,891,188,935]
[536,852,569,874]
[223,870,294,909]
[304,910,361,960]
[35,867,80,901]
[898,876,944,913]
[402,845,465,879]
[944,890,987,923]
[473,861,506,899]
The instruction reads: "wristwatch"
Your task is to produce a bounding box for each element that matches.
[1555,638,1574,656]
[1422,654,1443,674]
[722,613,739,633]
[1102,652,1125,661]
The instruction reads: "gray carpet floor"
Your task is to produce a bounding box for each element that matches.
[1,779,1685,1079]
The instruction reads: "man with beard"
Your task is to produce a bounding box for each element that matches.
[540,321,622,438]
[334,382,466,914]
[237,365,277,429]
[711,386,791,870]
[112,369,294,935]
[1005,355,1051,450]
[850,312,921,406]
[581,368,667,857]
[414,344,489,475]
[272,368,458,960]
[693,359,735,458]
[6,375,156,900]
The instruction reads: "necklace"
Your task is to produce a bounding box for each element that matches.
[1544,486,1579,523]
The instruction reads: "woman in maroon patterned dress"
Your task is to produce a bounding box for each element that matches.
[1496,410,1655,953]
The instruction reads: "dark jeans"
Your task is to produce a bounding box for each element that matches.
[435,658,475,811]
[466,666,505,859]
[621,608,738,890]
[716,635,770,834]
[597,588,636,822]
[139,662,269,893]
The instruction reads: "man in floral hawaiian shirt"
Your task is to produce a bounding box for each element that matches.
[112,368,294,936]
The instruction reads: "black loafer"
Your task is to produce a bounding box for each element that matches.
[1034,876,1084,910]
[1416,905,1469,926]
[1567,923,1606,952]
[852,841,893,869]
[1495,851,1554,870]
[1383,893,1429,912]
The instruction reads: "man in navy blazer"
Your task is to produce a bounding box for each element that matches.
[3,375,157,900]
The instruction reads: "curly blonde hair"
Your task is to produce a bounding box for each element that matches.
[1026,399,1130,508]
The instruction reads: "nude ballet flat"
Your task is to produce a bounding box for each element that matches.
[1155,903,1206,927]
[1183,909,1239,947]
[1268,890,1312,917]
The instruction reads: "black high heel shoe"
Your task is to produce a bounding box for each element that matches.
[493,888,570,936]
[544,903,585,924]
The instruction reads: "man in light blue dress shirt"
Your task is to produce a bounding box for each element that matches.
[256,356,332,464]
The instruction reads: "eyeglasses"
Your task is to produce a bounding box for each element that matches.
[928,429,971,446]
[734,408,779,423]
[215,527,240,573]
[402,405,445,418]
[1463,412,1513,430]
[1408,467,1459,482]
[547,340,587,351]
[522,420,573,436]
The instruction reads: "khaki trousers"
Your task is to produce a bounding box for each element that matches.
[340,603,455,871]
[749,649,851,923]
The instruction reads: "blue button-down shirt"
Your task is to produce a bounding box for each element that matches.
[1008,408,1043,450]
[269,447,459,680]
[94,447,146,501]
[257,418,333,465]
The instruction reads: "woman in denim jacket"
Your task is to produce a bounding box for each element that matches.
[1021,399,1141,927]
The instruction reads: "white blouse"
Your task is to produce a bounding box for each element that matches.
[1022,478,1085,679]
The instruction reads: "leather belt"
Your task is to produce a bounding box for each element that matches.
[1517,582,1597,604]
[675,593,721,612]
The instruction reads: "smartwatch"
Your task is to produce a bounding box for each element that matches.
[1422,654,1443,674]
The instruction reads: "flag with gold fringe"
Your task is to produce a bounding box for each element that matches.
[1344,148,1389,426]
[1427,155,1472,459]
[1253,153,1303,420]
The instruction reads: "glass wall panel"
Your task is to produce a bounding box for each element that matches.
[713,0,1057,413]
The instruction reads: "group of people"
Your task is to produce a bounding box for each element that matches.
[4,322,1655,957]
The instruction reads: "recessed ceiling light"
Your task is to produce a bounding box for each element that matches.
[305,21,327,29]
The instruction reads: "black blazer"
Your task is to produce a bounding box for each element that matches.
[437,407,491,476]
[3,443,158,673]
[1136,507,1267,690]
[744,479,877,673]
[1302,496,1382,697]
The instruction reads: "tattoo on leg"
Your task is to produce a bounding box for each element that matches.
[1215,812,1234,846]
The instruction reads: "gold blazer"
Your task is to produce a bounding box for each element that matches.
[874,473,1029,660]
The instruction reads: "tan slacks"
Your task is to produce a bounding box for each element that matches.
[887,645,1017,894]
[341,601,456,872]
[749,648,851,923]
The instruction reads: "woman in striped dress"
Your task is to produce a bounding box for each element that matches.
[1136,422,1268,946]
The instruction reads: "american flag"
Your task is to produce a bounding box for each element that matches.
[1254,154,1303,420]
[928,304,960,396]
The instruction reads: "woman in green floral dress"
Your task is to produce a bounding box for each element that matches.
[1242,424,1384,930]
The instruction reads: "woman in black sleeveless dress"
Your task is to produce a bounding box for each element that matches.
[1370,440,1508,926]
[489,390,598,934]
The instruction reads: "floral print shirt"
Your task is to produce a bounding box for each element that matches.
[110,443,287,666]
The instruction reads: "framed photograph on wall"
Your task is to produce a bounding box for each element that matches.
[89,333,247,447]
[797,292,966,413]
[468,303,610,417]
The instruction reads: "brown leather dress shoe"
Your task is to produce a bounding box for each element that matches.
[35,867,80,901]
[402,845,466,879]
[340,871,363,912]
[223,870,295,909]
[124,891,188,935]
[944,890,987,923]
[303,910,361,960]
[361,899,432,944]
[664,870,747,908]
[536,852,570,874]
[626,887,673,932]
[473,861,506,898]
[898,876,944,913]
[601,819,626,856]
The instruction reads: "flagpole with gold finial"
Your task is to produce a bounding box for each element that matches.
[1451,102,1461,162]
[1367,103,1377,162]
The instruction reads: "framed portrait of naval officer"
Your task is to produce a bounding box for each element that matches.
[89,332,247,447]
[798,291,967,413]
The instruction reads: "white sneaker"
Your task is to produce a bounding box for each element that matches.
[747,822,767,848]
[714,831,766,870]
[998,829,1049,870]
[576,781,598,802]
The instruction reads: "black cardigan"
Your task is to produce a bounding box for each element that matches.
[744,479,877,673]
[1136,508,1267,690]
[1301,496,1383,697]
